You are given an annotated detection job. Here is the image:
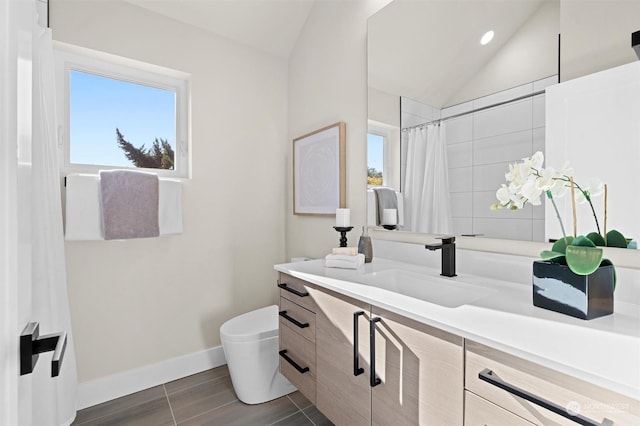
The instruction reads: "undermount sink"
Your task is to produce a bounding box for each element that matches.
[358,269,496,308]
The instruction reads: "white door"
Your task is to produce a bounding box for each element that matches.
[2,0,35,423]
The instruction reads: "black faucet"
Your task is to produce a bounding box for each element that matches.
[425,236,456,277]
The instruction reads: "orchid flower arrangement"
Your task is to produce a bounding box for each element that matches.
[492,151,628,281]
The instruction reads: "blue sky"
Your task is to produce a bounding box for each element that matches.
[69,70,176,167]
[367,133,384,174]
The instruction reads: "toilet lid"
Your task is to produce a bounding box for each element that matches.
[220,304,279,342]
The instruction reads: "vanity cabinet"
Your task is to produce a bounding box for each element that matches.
[370,306,463,425]
[314,286,372,425]
[277,273,317,404]
[278,271,639,425]
[278,273,464,426]
[465,340,640,425]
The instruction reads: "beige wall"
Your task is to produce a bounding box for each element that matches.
[286,0,390,261]
[561,0,640,81]
[52,0,288,382]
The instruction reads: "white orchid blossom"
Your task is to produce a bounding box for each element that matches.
[491,151,605,236]
[574,177,604,204]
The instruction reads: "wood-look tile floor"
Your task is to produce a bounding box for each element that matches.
[72,365,333,426]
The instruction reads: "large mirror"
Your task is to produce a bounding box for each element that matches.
[367,0,560,241]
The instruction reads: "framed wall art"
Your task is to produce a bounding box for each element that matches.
[293,122,346,215]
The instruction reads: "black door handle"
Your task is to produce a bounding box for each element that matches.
[277,282,309,297]
[279,310,309,328]
[369,317,381,387]
[279,350,309,374]
[353,311,365,376]
[478,369,614,426]
[20,322,67,377]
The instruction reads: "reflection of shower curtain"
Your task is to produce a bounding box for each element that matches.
[32,19,78,426]
[403,124,453,234]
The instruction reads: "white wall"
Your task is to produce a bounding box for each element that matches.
[546,61,640,243]
[51,0,288,383]
[286,0,391,261]
[447,0,559,107]
[561,0,640,82]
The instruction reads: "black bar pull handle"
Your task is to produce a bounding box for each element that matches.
[20,322,67,377]
[369,317,381,387]
[478,369,614,426]
[279,310,309,329]
[277,282,309,298]
[353,311,365,376]
[279,350,309,374]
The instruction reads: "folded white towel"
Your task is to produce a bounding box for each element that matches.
[325,253,365,269]
[331,247,358,256]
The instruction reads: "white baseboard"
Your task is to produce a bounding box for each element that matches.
[77,346,227,410]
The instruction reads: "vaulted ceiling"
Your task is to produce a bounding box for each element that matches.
[122,0,316,58]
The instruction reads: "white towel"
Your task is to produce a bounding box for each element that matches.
[64,174,103,240]
[331,247,358,256]
[325,253,365,269]
[159,179,183,235]
[64,173,184,240]
[367,189,404,227]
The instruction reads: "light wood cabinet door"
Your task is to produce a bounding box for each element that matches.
[312,286,372,426]
[371,306,464,426]
[279,297,316,343]
[280,322,316,403]
[278,273,317,313]
[465,391,535,426]
[465,340,640,425]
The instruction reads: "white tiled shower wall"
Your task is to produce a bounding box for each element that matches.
[401,75,557,241]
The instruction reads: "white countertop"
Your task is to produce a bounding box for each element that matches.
[275,257,640,400]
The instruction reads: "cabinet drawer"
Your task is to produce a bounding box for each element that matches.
[278,273,316,313]
[280,322,316,403]
[465,340,640,425]
[465,391,534,426]
[279,297,316,343]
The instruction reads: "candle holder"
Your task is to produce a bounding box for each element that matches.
[382,224,397,230]
[333,226,354,247]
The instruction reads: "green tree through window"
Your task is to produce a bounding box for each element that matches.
[368,167,383,185]
[116,128,174,170]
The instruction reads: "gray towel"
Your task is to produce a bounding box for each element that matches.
[373,188,398,225]
[99,170,159,240]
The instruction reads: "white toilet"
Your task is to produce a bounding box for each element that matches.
[220,305,296,404]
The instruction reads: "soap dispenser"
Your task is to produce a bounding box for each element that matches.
[358,226,373,263]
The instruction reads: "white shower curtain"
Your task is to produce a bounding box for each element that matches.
[32,17,78,426]
[403,124,453,234]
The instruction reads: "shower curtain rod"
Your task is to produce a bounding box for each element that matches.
[402,89,546,131]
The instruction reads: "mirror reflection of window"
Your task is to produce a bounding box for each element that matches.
[367,132,385,186]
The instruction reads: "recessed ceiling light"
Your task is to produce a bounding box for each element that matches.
[481,30,494,45]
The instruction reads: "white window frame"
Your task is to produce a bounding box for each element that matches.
[54,42,190,178]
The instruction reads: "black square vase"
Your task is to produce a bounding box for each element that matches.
[532,260,614,320]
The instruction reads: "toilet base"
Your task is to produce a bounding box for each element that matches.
[223,336,296,404]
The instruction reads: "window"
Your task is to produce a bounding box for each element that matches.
[368,121,401,190]
[55,43,190,178]
[367,133,385,186]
